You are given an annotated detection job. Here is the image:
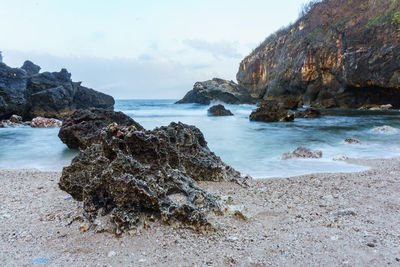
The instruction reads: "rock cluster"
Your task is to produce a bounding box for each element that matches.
[59,114,243,233]
[207,105,233,116]
[281,147,323,159]
[176,78,257,105]
[0,60,114,120]
[0,115,29,127]
[30,117,62,128]
[58,108,144,149]
[249,100,294,122]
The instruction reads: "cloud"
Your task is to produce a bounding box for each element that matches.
[182,39,242,59]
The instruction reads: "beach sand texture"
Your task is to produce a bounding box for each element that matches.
[0,158,399,266]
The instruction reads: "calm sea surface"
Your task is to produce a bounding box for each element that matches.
[1,99,399,178]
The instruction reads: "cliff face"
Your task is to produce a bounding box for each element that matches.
[237,0,400,108]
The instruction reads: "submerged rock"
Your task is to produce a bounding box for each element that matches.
[294,107,322,118]
[59,121,242,233]
[344,138,361,144]
[30,117,62,128]
[58,108,144,149]
[176,78,257,105]
[249,100,294,122]
[281,146,323,159]
[207,104,233,116]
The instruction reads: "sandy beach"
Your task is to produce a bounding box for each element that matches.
[0,157,399,266]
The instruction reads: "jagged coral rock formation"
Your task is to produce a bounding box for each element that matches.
[59,121,242,233]
[237,0,400,108]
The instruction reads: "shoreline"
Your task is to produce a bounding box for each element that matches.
[1,157,399,265]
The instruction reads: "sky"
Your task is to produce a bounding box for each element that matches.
[0,0,309,99]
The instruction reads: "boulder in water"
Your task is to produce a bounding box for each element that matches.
[345,138,361,144]
[176,78,257,105]
[249,100,294,122]
[207,104,233,116]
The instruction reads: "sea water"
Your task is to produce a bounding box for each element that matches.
[1,99,399,178]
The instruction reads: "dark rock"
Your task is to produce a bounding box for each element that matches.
[176,78,257,105]
[21,60,41,76]
[345,138,361,144]
[249,100,294,122]
[281,96,301,110]
[295,107,321,118]
[281,146,323,159]
[27,69,114,118]
[58,108,144,149]
[72,82,115,110]
[59,121,242,233]
[0,60,115,119]
[9,114,22,123]
[208,104,233,116]
[0,63,28,120]
[236,0,400,109]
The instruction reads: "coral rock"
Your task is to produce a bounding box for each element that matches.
[58,108,144,149]
[59,121,242,233]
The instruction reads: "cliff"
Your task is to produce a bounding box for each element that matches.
[0,60,114,120]
[237,0,400,108]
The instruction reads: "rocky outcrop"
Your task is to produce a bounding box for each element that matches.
[237,0,400,108]
[294,107,322,118]
[249,100,294,122]
[0,60,114,120]
[21,60,41,76]
[0,63,29,119]
[176,78,257,105]
[207,104,233,116]
[281,147,323,159]
[59,121,243,233]
[58,108,144,149]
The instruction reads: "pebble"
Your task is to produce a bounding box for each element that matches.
[107,251,117,257]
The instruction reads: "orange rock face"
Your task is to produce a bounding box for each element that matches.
[236,0,400,108]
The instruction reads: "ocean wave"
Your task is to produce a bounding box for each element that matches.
[371,125,400,134]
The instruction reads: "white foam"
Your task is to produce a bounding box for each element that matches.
[371,125,400,134]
